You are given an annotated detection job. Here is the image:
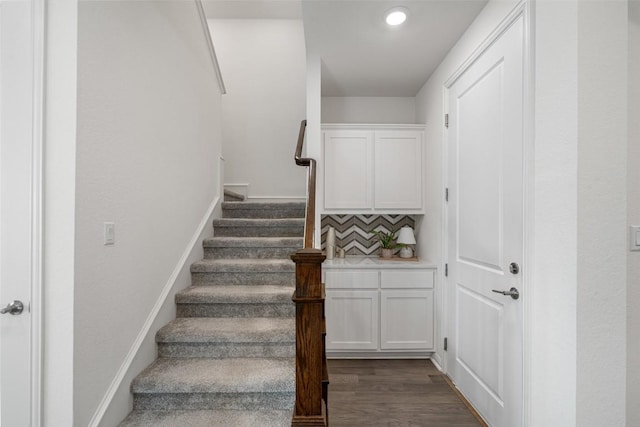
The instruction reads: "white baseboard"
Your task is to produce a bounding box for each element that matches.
[223,183,305,202]
[431,352,444,372]
[327,351,433,359]
[431,355,444,372]
[248,196,306,202]
[88,196,221,427]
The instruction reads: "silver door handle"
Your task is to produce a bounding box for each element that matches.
[491,287,520,300]
[1,300,24,315]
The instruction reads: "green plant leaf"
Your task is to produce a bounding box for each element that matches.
[373,229,399,249]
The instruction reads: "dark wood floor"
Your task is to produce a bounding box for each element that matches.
[327,359,483,427]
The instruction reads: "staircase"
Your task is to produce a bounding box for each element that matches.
[120,201,305,426]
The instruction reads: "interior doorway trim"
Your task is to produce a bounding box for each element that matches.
[440,1,534,426]
[30,0,45,424]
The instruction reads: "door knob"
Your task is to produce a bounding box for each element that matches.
[1,300,24,315]
[491,287,520,300]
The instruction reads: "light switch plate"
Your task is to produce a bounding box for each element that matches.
[104,222,115,245]
[630,226,640,251]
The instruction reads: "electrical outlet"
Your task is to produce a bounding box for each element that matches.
[104,222,115,245]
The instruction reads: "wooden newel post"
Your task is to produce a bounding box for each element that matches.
[291,248,327,427]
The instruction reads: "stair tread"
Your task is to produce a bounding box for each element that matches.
[120,409,291,427]
[191,258,294,273]
[176,285,293,303]
[222,201,305,209]
[157,317,294,343]
[122,192,305,422]
[131,358,295,393]
[213,218,304,225]
[203,236,303,248]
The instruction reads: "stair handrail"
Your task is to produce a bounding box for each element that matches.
[294,119,315,248]
[291,119,328,426]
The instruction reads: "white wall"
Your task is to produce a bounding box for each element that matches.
[531,7,630,422]
[321,96,417,124]
[307,54,323,247]
[208,19,307,199]
[414,0,521,372]
[628,1,640,425]
[75,2,223,426]
[531,1,579,424]
[575,2,628,425]
[43,0,78,424]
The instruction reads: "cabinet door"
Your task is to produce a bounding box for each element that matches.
[380,289,433,350]
[323,131,372,209]
[325,290,379,350]
[374,131,423,209]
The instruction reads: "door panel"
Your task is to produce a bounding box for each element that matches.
[457,62,504,271]
[447,16,524,427]
[456,285,503,400]
[0,1,39,425]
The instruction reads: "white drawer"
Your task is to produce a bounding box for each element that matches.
[325,270,379,289]
[380,269,434,289]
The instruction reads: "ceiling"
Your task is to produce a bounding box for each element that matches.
[204,0,488,97]
[202,0,302,19]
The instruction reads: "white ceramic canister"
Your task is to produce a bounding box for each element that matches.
[326,226,336,248]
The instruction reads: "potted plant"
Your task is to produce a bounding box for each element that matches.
[373,230,398,258]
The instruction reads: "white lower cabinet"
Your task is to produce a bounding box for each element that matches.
[380,289,433,350]
[324,266,435,356]
[325,290,379,350]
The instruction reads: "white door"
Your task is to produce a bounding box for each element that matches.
[446,16,524,427]
[0,0,42,425]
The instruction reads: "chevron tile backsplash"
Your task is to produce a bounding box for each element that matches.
[321,214,416,256]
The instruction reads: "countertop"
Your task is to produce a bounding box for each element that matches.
[323,256,436,269]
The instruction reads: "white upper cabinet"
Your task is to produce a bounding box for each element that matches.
[322,124,425,213]
[374,130,423,209]
[323,130,372,209]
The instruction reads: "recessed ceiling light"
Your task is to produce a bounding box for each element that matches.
[385,7,409,26]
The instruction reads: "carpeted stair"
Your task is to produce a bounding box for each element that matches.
[120,201,304,427]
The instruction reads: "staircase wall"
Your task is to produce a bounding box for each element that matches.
[207,19,307,199]
[74,2,225,426]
